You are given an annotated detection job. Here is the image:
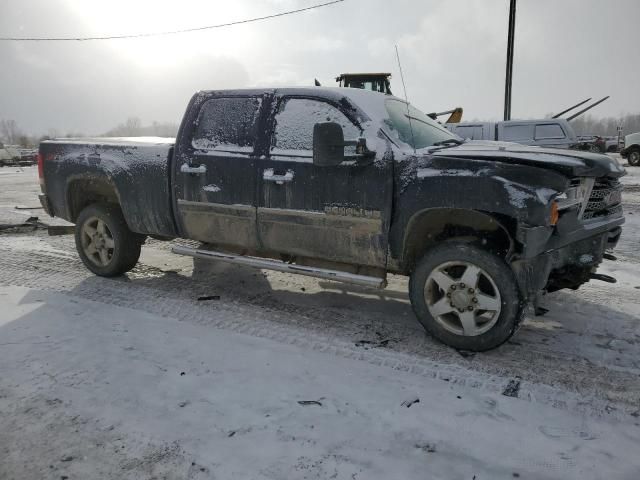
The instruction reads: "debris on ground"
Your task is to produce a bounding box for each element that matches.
[47,225,75,236]
[197,295,220,301]
[502,378,522,398]
[414,443,436,453]
[0,216,47,233]
[401,398,420,408]
[355,339,390,349]
[456,349,476,359]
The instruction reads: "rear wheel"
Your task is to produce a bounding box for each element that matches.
[74,204,142,277]
[628,148,640,166]
[409,242,524,351]
[589,143,602,153]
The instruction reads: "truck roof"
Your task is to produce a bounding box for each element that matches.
[197,86,400,124]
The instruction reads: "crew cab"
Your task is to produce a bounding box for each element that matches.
[38,87,625,351]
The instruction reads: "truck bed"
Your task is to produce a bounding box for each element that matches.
[39,137,178,237]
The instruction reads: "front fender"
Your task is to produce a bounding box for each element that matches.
[389,155,569,259]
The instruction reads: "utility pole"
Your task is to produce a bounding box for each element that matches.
[504,0,517,120]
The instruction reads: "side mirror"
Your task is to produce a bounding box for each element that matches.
[313,122,344,167]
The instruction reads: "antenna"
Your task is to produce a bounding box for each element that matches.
[395,45,416,153]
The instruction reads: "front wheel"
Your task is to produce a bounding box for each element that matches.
[628,148,640,166]
[74,204,142,277]
[409,242,524,351]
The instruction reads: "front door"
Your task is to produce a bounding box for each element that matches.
[174,95,264,249]
[256,95,392,268]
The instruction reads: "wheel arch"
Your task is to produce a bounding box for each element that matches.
[400,208,515,273]
[66,175,123,223]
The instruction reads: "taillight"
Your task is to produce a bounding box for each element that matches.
[37,152,45,188]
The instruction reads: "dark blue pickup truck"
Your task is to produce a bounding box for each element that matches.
[38,87,625,350]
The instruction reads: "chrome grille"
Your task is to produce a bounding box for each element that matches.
[582,178,623,220]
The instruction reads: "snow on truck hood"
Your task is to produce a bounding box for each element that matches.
[430,140,626,178]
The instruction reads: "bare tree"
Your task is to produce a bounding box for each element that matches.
[103,117,177,137]
[0,119,23,144]
[124,117,142,134]
[570,114,640,137]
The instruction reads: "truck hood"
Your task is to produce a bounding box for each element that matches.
[429,140,625,178]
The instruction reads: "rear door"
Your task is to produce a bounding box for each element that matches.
[174,94,264,249]
[255,95,392,269]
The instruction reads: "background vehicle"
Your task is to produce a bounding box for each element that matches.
[447,97,611,151]
[38,88,625,351]
[0,143,22,166]
[621,132,640,166]
[334,72,392,94]
[603,135,621,153]
[445,118,586,149]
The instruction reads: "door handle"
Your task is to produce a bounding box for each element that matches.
[180,163,207,174]
[263,168,294,185]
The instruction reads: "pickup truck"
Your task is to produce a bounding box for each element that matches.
[621,132,640,166]
[37,87,625,351]
[445,118,593,150]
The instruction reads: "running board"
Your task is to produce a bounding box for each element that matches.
[171,245,387,289]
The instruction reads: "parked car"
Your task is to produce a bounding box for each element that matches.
[621,132,640,166]
[603,136,621,153]
[446,119,594,150]
[38,87,625,351]
[0,144,22,166]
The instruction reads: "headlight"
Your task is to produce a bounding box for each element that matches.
[556,178,592,210]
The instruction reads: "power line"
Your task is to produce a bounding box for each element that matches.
[0,0,345,41]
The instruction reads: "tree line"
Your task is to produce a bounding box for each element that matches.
[2,114,640,148]
[0,117,179,148]
[568,113,640,138]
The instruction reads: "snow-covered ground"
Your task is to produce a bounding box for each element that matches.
[1,164,639,479]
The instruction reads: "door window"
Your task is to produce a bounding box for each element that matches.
[192,97,262,152]
[534,123,565,140]
[271,98,360,159]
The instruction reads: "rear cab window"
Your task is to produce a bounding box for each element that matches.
[192,97,262,153]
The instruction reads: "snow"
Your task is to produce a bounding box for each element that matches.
[192,97,262,151]
[2,285,639,479]
[417,167,477,178]
[2,165,640,478]
[272,97,360,154]
[203,184,221,193]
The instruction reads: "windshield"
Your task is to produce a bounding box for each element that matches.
[384,99,459,149]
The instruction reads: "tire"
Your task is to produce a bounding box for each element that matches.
[74,204,142,277]
[409,242,524,351]
[589,143,603,153]
[628,148,640,167]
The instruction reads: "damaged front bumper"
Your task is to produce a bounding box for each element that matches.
[511,214,624,301]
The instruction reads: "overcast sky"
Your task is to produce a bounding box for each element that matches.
[1,0,639,135]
